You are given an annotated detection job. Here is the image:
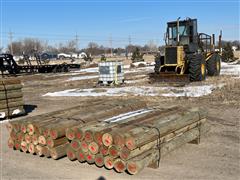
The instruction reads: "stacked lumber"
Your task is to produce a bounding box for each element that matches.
[65,106,208,174]
[0,78,25,119]
[7,99,147,160]
[7,99,208,175]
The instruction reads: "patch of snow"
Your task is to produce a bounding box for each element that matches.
[150,62,156,66]
[125,66,154,74]
[125,79,145,84]
[123,65,130,69]
[161,84,225,97]
[0,119,9,124]
[221,62,240,76]
[73,67,99,73]
[66,75,99,81]
[0,112,6,119]
[104,109,152,123]
[43,84,225,98]
[131,61,147,66]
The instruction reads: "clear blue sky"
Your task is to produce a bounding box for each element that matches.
[1,0,239,49]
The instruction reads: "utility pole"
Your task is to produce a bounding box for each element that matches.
[8,30,13,55]
[128,35,132,46]
[126,35,132,59]
[109,34,113,57]
[75,33,79,52]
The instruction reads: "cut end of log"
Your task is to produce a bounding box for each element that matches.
[27,124,35,135]
[28,143,35,154]
[71,139,80,150]
[109,145,120,158]
[88,142,99,155]
[47,138,54,148]
[17,133,24,142]
[25,134,32,144]
[36,145,43,156]
[32,134,39,145]
[84,131,93,143]
[50,150,58,160]
[6,123,13,132]
[94,132,103,145]
[120,147,131,160]
[50,129,58,139]
[14,141,21,150]
[21,124,27,133]
[67,148,77,161]
[38,136,46,145]
[76,150,86,162]
[75,131,83,140]
[43,128,50,137]
[127,162,138,175]
[10,131,17,140]
[80,141,89,152]
[104,156,114,169]
[66,128,75,140]
[86,153,95,164]
[125,137,135,150]
[95,154,104,167]
[42,146,51,158]
[99,145,109,156]
[102,133,113,147]
[21,141,28,152]
[8,138,14,149]
[113,133,125,148]
[114,159,126,173]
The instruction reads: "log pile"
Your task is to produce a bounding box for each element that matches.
[0,78,25,119]
[7,99,147,160]
[7,100,208,175]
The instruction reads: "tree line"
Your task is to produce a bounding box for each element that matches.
[2,38,160,56]
[1,38,239,61]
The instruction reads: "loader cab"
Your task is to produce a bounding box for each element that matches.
[166,18,198,52]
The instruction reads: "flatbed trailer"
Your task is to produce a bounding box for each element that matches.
[0,54,80,74]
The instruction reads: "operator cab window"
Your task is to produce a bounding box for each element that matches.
[168,25,188,45]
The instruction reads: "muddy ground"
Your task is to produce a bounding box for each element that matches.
[0,62,239,180]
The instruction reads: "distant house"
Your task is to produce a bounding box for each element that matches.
[232,46,238,51]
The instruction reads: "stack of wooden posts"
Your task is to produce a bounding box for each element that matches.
[0,78,25,119]
[65,106,208,174]
[7,99,146,159]
[7,99,208,175]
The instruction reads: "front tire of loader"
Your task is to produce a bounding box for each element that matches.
[189,54,206,81]
[206,53,221,76]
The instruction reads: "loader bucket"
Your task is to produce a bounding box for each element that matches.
[149,72,190,84]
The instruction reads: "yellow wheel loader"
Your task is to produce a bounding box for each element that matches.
[153,17,222,82]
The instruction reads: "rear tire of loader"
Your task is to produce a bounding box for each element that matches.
[206,53,221,76]
[189,54,206,81]
[154,56,164,73]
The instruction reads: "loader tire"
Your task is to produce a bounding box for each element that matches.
[189,54,206,81]
[206,53,221,76]
[154,56,164,73]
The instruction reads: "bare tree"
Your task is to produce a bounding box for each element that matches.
[22,38,44,54]
[0,47,3,53]
[58,40,77,53]
[147,40,158,52]
[86,42,99,56]
[8,38,44,55]
[7,41,23,55]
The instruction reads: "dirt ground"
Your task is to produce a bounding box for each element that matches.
[0,60,239,180]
